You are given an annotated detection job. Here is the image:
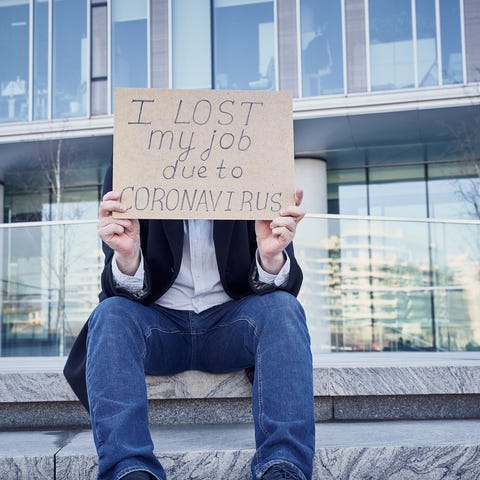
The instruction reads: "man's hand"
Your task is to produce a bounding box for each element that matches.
[255,188,305,275]
[98,191,141,276]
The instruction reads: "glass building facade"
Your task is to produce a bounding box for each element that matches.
[0,0,479,357]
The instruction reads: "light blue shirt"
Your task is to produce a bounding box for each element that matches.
[112,220,290,313]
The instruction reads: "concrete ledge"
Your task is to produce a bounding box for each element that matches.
[2,353,480,428]
[3,353,480,402]
[3,420,480,479]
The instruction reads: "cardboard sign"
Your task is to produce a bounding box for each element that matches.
[113,88,294,220]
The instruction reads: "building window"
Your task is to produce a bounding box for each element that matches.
[415,0,465,87]
[33,0,49,121]
[369,165,428,218]
[368,0,465,92]
[213,0,276,90]
[111,0,148,105]
[325,152,480,352]
[299,0,344,97]
[368,0,415,91]
[171,0,212,89]
[0,1,29,123]
[416,0,438,87]
[439,0,464,85]
[52,0,87,119]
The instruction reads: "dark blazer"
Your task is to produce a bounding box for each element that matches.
[63,167,303,411]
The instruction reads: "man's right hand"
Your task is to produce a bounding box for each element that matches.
[98,191,141,276]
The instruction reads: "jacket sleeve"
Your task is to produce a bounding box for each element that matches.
[247,222,303,297]
[100,244,152,303]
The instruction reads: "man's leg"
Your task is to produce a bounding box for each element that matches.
[196,291,315,480]
[86,297,191,480]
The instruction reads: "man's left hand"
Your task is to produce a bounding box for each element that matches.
[256,188,305,275]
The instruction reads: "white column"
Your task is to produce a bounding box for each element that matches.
[294,157,327,214]
[294,158,331,353]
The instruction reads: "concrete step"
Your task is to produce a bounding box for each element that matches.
[2,419,480,479]
[2,353,480,429]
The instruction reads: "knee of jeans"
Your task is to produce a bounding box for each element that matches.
[88,296,136,334]
[261,291,308,337]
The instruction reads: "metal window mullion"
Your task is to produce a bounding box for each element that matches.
[365,0,371,92]
[273,0,280,90]
[341,0,347,95]
[459,0,466,84]
[107,0,111,114]
[86,0,91,117]
[48,0,52,119]
[412,0,419,88]
[295,0,302,97]
[168,0,173,88]
[147,0,151,88]
[273,0,279,91]
[210,0,215,89]
[29,0,34,121]
[435,0,443,86]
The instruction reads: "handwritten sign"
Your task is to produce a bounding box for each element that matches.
[113,88,294,219]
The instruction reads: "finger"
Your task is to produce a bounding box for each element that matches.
[271,226,294,243]
[99,199,127,218]
[282,205,305,217]
[98,217,135,231]
[280,205,305,225]
[102,191,121,202]
[271,216,297,233]
[100,191,128,216]
[98,222,126,238]
[294,188,304,207]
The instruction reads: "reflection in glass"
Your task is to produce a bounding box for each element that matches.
[369,0,414,91]
[327,169,368,215]
[369,180,427,217]
[53,0,87,118]
[33,0,49,120]
[416,0,438,87]
[368,0,464,90]
[111,0,148,99]
[3,151,108,224]
[439,0,463,84]
[369,165,427,218]
[1,222,102,357]
[0,1,29,123]
[172,0,211,89]
[295,216,480,355]
[429,220,480,351]
[428,163,480,220]
[213,0,275,90]
[2,215,480,356]
[300,0,344,97]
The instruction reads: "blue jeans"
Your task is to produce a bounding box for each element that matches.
[86,291,315,480]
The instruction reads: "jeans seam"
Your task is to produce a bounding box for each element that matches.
[216,316,259,336]
[123,309,148,360]
[86,334,105,452]
[256,348,268,438]
[145,317,259,338]
[145,326,188,337]
[115,465,161,480]
[255,460,307,480]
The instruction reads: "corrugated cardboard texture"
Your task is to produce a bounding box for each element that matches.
[113,88,294,220]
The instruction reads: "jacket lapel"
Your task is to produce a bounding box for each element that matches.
[213,220,235,273]
[161,220,184,268]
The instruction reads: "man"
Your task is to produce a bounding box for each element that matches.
[64,166,315,480]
